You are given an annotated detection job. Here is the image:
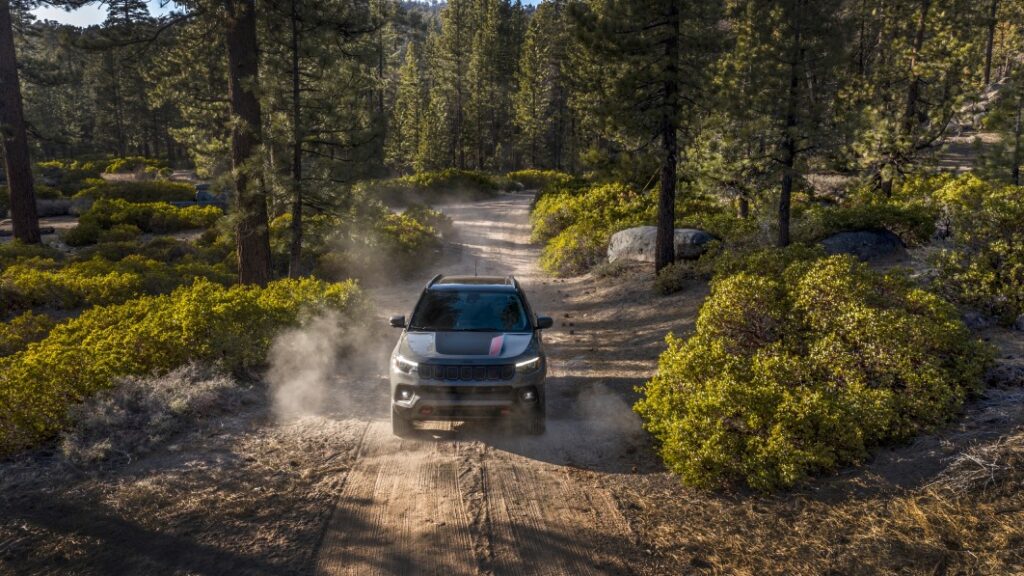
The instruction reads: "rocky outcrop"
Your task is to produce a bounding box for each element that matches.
[607,226,716,263]
[820,229,905,261]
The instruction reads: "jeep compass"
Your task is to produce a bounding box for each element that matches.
[388,275,553,437]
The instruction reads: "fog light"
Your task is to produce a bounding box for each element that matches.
[521,389,537,402]
[399,389,412,400]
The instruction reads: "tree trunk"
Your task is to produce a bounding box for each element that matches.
[288,0,303,279]
[984,0,1000,86]
[778,21,802,247]
[1013,87,1021,185]
[655,2,680,272]
[0,0,40,244]
[903,0,932,136]
[225,0,272,286]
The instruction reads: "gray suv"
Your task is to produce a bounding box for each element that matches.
[388,275,553,437]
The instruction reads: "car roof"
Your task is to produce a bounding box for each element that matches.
[426,275,519,292]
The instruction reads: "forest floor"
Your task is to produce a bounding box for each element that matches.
[2,192,1023,575]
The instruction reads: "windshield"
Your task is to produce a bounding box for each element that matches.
[409,290,530,332]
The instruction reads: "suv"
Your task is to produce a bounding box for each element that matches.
[388,275,553,437]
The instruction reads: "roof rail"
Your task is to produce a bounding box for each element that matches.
[425,274,443,289]
[507,275,520,290]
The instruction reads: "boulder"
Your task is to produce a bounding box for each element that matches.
[986,362,1024,388]
[607,226,715,264]
[36,199,72,217]
[820,229,905,261]
[963,310,992,330]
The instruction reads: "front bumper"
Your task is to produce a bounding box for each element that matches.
[391,362,545,421]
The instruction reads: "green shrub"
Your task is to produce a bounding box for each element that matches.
[0,241,63,271]
[652,248,723,295]
[402,204,453,238]
[635,254,992,491]
[98,223,142,243]
[505,169,581,192]
[104,156,167,174]
[64,199,222,246]
[531,181,755,277]
[0,277,364,455]
[532,182,654,245]
[796,202,938,246]
[356,169,507,205]
[75,181,195,203]
[0,311,57,356]
[929,175,1024,324]
[0,255,234,312]
[62,220,102,247]
[36,159,104,195]
[540,221,614,276]
[270,203,447,280]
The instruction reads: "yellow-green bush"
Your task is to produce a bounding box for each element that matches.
[269,204,447,279]
[929,174,1024,324]
[74,181,195,203]
[505,169,581,192]
[531,181,754,276]
[795,202,938,246]
[64,199,222,246]
[0,255,234,312]
[355,169,510,205]
[0,241,63,271]
[104,156,167,174]
[635,254,992,491]
[0,311,56,356]
[0,277,364,455]
[533,183,655,273]
[37,159,104,195]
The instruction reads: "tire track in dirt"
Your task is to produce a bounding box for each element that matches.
[316,194,642,576]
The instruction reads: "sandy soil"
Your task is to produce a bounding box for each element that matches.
[2,192,1022,575]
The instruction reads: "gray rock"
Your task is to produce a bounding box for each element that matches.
[36,199,72,217]
[607,226,716,264]
[820,229,905,261]
[986,363,1024,387]
[1015,314,1024,332]
[963,310,992,330]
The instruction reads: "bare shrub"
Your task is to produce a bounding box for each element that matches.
[60,363,254,465]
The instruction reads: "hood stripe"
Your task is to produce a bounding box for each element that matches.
[488,335,504,357]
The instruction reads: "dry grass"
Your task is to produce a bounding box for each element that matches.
[613,428,1024,576]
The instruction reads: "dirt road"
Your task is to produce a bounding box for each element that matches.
[315,193,656,575]
[1,192,691,576]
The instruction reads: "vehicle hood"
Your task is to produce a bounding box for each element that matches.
[400,331,534,360]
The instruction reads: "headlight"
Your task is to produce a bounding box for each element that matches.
[394,355,418,374]
[515,356,541,373]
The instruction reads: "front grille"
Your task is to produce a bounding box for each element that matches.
[420,364,515,381]
[419,385,514,396]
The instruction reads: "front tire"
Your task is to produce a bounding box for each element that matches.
[524,404,546,435]
[392,408,414,438]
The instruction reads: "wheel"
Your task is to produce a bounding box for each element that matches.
[524,404,546,436]
[392,408,414,438]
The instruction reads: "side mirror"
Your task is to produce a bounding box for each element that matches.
[389,315,406,328]
[536,316,553,330]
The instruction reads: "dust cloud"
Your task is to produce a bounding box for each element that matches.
[265,311,389,422]
[266,312,344,421]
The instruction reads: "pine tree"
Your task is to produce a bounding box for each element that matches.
[514,1,573,170]
[571,0,722,271]
[0,0,40,243]
[387,42,425,173]
[225,0,271,285]
[718,0,846,246]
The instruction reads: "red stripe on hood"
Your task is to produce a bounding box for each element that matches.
[488,335,504,357]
